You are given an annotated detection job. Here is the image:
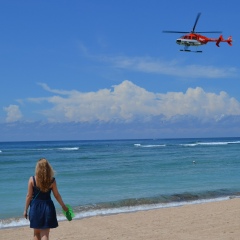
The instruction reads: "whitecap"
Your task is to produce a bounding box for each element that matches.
[134,144,165,148]
[134,144,141,147]
[58,147,79,151]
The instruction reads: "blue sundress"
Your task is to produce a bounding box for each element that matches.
[29,176,58,229]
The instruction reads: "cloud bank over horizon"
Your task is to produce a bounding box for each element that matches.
[26,80,240,123]
[3,80,240,123]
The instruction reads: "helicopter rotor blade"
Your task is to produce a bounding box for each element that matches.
[192,12,201,33]
[162,31,189,34]
[163,13,222,35]
[163,30,222,34]
[195,31,222,33]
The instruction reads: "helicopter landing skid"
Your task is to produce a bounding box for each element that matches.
[180,49,202,53]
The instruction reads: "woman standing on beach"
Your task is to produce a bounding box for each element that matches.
[24,158,68,240]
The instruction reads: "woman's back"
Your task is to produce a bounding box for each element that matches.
[32,176,55,201]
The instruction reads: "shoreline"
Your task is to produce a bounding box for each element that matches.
[1,198,240,240]
[0,195,233,229]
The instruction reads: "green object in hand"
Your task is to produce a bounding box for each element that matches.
[62,204,75,221]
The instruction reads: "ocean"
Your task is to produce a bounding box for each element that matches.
[1,137,240,229]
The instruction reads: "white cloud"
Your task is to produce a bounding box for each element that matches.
[4,105,23,122]
[106,56,237,78]
[27,80,240,123]
[78,44,237,79]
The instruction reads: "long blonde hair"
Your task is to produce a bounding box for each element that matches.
[35,158,55,192]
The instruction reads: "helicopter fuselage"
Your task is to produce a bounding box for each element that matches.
[176,34,207,47]
[176,38,202,46]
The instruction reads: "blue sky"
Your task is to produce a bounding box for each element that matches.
[1,0,240,141]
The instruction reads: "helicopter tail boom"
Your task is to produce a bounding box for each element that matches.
[216,35,232,47]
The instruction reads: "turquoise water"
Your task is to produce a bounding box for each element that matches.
[0,137,240,228]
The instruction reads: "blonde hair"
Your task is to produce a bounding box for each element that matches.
[35,158,55,192]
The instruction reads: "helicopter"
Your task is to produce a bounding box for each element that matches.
[163,13,232,52]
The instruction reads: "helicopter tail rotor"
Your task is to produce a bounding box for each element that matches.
[227,36,232,46]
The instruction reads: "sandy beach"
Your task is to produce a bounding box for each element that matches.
[1,198,240,240]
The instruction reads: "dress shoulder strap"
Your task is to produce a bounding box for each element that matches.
[32,176,36,187]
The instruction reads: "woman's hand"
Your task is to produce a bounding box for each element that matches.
[23,210,28,219]
[62,205,68,212]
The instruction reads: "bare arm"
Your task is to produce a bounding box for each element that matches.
[52,180,68,212]
[23,177,33,219]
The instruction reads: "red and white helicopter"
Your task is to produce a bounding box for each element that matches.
[163,13,232,52]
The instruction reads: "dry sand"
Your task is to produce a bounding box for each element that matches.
[1,198,240,240]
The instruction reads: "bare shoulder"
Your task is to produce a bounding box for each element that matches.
[51,178,57,188]
[28,176,34,186]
